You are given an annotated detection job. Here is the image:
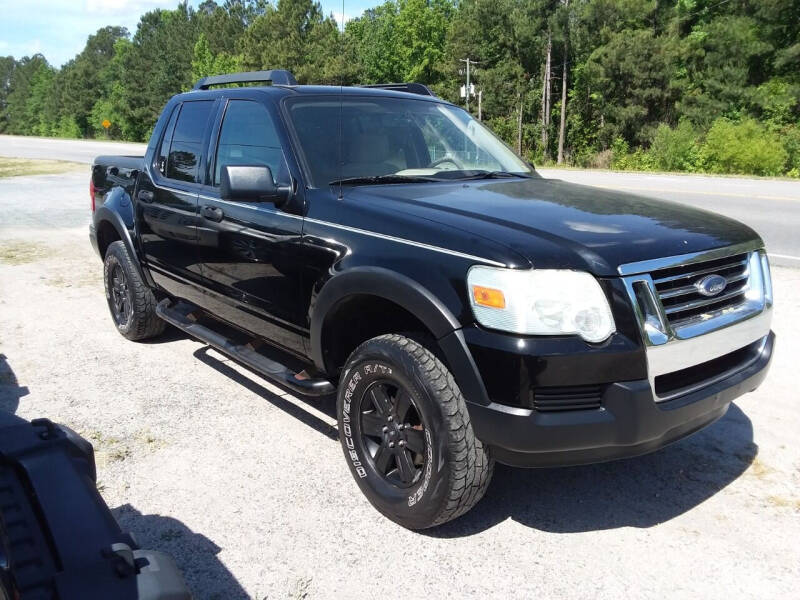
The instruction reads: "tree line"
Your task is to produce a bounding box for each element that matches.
[1,0,798,177]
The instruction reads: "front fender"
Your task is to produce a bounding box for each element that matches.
[310,267,491,406]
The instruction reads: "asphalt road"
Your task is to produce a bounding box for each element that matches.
[0,170,798,599]
[2,134,799,268]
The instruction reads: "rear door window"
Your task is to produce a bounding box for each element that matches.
[166,100,214,183]
[156,105,179,176]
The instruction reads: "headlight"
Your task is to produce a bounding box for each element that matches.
[467,266,616,343]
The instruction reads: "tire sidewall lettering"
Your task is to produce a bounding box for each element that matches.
[338,353,448,525]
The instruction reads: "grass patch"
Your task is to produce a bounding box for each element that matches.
[767,495,800,510]
[0,157,84,178]
[83,428,164,468]
[747,456,775,479]
[0,240,51,265]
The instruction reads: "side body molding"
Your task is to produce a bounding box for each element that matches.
[309,267,491,406]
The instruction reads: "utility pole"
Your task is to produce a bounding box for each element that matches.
[557,0,570,165]
[478,90,482,121]
[459,58,479,113]
[541,32,552,160]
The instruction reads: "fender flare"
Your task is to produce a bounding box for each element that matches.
[93,205,152,286]
[310,267,491,406]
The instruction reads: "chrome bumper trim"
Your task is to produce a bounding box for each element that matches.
[646,311,772,398]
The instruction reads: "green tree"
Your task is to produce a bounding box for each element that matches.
[675,15,772,126]
[240,0,341,84]
[24,63,58,136]
[4,54,49,135]
[191,33,243,80]
[118,3,198,140]
[0,56,16,133]
[58,26,129,136]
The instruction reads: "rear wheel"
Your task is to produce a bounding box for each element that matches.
[103,241,165,341]
[337,334,493,529]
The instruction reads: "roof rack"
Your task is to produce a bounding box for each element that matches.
[193,70,298,90]
[360,83,437,97]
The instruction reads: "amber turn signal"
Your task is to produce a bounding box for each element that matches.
[472,285,506,309]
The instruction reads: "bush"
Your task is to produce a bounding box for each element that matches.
[610,138,655,171]
[699,118,788,176]
[649,121,700,172]
[54,116,82,139]
[779,124,800,175]
[584,149,613,169]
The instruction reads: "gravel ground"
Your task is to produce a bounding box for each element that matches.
[1,172,799,599]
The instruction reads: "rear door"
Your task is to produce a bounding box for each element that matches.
[138,99,215,298]
[194,97,307,356]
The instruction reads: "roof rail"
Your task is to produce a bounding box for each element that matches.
[360,83,437,97]
[193,70,298,90]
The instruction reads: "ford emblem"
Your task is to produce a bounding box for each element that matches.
[695,274,727,297]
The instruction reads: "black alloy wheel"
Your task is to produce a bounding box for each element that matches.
[359,381,427,488]
[109,263,131,326]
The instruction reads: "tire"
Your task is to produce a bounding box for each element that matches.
[337,333,494,529]
[103,240,165,341]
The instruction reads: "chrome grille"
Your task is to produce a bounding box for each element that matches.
[651,252,750,327]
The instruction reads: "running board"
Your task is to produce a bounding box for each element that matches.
[155,299,335,397]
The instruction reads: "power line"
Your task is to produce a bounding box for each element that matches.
[680,0,735,20]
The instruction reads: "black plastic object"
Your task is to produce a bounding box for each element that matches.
[0,412,191,599]
[359,83,437,97]
[220,165,277,202]
[193,69,298,90]
[155,299,335,396]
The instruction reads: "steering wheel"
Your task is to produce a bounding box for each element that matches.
[428,156,465,171]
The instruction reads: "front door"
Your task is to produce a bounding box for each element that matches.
[194,98,307,356]
[138,100,215,298]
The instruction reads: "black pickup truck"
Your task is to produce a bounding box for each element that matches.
[90,70,774,529]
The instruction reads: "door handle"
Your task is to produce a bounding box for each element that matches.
[202,205,224,222]
[137,190,154,203]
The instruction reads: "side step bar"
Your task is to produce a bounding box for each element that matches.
[156,299,335,397]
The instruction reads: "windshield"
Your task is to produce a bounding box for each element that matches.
[286,96,533,186]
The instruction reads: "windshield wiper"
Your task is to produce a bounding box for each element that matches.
[329,174,439,186]
[451,170,533,180]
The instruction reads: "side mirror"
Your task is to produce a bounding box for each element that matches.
[220,165,290,204]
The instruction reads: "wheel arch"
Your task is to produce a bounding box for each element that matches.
[310,267,491,406]
[93,205,151,286]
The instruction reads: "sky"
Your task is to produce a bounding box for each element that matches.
[0,0,378,68]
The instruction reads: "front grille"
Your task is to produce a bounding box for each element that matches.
[533,385,603,412]
[651,252,750,327]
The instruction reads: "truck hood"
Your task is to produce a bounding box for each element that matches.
[350,176,761,276]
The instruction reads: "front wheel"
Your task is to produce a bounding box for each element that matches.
[337,334,494,529]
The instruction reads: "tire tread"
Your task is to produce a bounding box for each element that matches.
[347,333,494,528]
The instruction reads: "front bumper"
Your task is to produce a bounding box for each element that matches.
[467,331,774,467]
